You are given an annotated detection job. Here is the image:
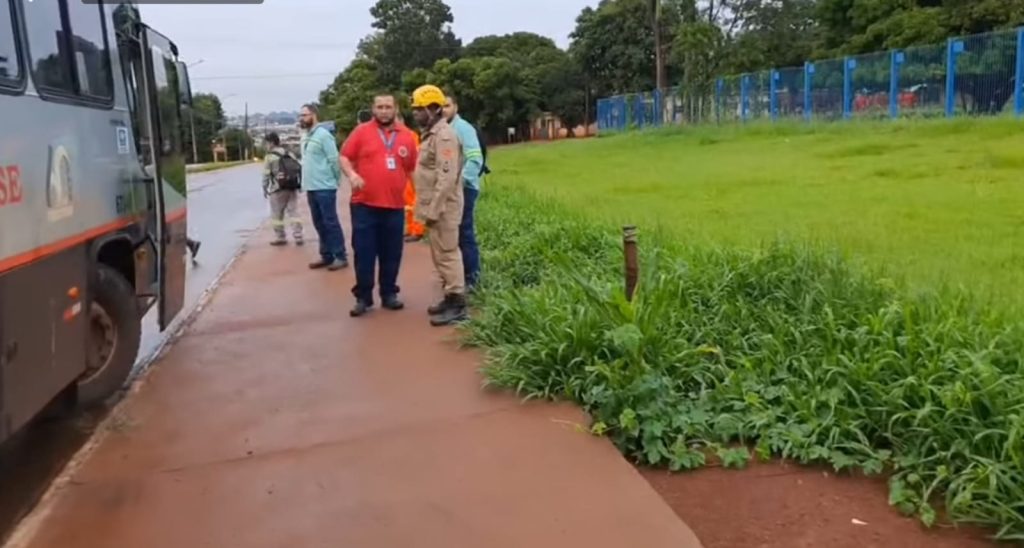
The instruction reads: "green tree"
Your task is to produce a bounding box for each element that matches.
[367,0,462,88]
[570,0,659,96]
[408,55,540,140]
[815,0,1024,56]
[184,92,226,163]
[672,19,727,122]
[942,0,1024,35]
[320,57,380,136]
[463,32,559,64]
[461,32,587,130]
[220,127,251,162]
[532,49,588,132]
[470,56,540,137]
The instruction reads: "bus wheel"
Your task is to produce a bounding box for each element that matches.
[78,265,141,406]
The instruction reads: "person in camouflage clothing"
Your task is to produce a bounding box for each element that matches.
[262,132,304,246]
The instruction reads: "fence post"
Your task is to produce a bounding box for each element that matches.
[715,78,724,124]
[741,74,750,121]
[667,86,675,124]
[770,70,779,122]
[804,62,814,122]
[618,96,626,131]
[623,226,639,302]
[1016,28,1024,116]
[843,57,856,120]
[945,37,964,117]
[654,88,663,126]
[890,50,903,119]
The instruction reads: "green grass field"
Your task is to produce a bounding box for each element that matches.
[489,117,1024,307]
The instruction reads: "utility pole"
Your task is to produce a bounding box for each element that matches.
[190,109,199,164]
[242,101,249,161]
[653,0,665,92]
[186,59,203,165]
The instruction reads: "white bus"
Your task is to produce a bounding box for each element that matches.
[0,0,191,444]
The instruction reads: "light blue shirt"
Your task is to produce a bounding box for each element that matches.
[300,125,341,192]
[450,115,484,191]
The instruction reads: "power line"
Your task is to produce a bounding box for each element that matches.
[192,72,339,81]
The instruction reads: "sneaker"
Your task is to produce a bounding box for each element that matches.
[350,300,373,318]
[382,295,404,311]
[327,258,349,271]
[294,239,305,247]
[309,260,331,270]
[270,239,287,246]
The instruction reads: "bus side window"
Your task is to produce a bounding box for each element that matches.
[66,1,113,100]
[0,0,22,86]
[22,0,74,93]
[23,0,113,102]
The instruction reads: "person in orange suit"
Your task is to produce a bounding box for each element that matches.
[399,113,426,242]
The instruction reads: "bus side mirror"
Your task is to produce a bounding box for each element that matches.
[176,61,193,107]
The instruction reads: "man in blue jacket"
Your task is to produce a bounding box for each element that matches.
[442,94,485,289]
[299,103,348,271]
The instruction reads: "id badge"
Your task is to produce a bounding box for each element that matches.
[386,156,397,171]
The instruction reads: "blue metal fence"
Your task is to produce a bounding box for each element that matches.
[596,28,1024,133]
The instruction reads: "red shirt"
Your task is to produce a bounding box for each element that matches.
[342,121,419,209]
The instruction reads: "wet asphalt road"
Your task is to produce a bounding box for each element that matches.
[137,163,268,366]
[0,163,269,541]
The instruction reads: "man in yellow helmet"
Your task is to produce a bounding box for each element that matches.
[411,85,467,326]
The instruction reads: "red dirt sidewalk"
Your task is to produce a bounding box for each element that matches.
[5,220,702,547]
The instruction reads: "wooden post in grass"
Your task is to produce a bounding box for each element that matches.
[623,225,639,302]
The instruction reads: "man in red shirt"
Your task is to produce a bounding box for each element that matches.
[341,94,420,317]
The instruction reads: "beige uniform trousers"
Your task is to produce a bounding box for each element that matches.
[427,198,464,295]
[268,190,304,241]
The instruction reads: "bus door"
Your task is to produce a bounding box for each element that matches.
[137,27,189,330]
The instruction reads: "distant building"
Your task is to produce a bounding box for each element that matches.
[530,112,596,141]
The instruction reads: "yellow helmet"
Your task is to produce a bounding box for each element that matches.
[411,85,446,109]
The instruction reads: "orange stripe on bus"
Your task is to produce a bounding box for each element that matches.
[0,207,186,275]
[166,208,186,223]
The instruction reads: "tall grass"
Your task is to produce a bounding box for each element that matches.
[464,188,1024,540]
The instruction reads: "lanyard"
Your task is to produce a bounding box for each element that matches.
[377,128,397,153]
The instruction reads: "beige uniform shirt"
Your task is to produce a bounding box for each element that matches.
[414,119,464,224]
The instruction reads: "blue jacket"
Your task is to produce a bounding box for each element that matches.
[300,125,341,192]
[450,115,484,191]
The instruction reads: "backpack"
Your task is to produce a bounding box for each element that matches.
[275,151,302,191]
[476,127,491,176]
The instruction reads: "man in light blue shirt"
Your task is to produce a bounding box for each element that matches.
[299,103,348,271]
[443,94,485,288]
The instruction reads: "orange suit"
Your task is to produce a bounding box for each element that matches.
[404,129,425,238]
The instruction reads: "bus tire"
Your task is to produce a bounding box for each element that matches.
[78,264,141,407]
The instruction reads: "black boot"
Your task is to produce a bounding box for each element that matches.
[430,294,468,327]
[187,239,201,260]
[427,296,450,316]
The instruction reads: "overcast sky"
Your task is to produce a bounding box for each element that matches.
[141,0,597,115]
